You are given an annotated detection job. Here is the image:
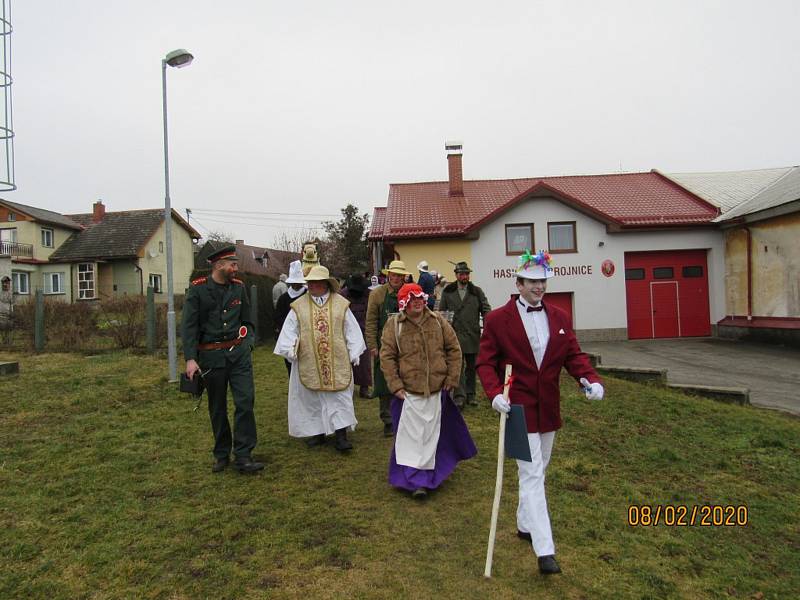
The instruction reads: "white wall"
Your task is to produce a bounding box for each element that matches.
[470,196,726,331]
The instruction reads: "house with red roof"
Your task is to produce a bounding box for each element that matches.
[369,143,729,342]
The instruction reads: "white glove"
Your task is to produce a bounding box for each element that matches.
[491,393,511,414]
[580,378,604,401]
[351,355,360,367]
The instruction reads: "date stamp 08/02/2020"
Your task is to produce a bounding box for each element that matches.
[627,504,749,527]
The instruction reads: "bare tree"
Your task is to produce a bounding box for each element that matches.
[204,229,235,244]
[272,227,323,254]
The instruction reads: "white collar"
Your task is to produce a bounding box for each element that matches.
[287,286,306,299]
[311,292,329,306]
[517,296,543,310]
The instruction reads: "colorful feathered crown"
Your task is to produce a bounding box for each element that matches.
[519,249,553,270]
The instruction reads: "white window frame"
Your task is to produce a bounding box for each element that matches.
[148,273,163,293]
[43,271,65,295]
[12,271,29,295]
[7,212,15,221]
[0,227,17,243]
[41,227,54,248]
[78,262,95,300]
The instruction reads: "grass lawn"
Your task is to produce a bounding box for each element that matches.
[1,345,799,599]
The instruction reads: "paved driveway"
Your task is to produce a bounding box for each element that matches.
[580,338,800,416]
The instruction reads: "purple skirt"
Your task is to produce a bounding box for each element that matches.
[388,391,478,492]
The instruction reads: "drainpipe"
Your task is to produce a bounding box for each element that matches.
[134,262,144,296]
[745,227,752,320]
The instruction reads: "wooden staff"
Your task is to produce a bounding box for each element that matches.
[484,364,513,578]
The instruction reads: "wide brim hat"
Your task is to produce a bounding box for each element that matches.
[285,260,306,284]
[516,250,555,280]
[304,265,340,292]
[381,260,412,276]
[453,261,472,273]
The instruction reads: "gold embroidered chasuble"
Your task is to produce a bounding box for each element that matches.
[292,293,352,391]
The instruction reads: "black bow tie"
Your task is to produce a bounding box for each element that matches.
[520,300,543,312]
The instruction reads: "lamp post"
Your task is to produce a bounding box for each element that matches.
[162,48,193,382]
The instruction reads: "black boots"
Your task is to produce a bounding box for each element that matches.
[334,428,353,451]
[234,456,265,474]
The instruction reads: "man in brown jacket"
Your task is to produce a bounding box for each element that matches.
[380,283,476,498]
[365,260,411,436]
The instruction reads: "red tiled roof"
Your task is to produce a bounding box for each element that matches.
[369,207,386,238]
[370,171,719,240]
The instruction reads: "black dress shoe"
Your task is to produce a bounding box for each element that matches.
[359,387,373,399]
[334,428,353,452]
[306,434,326,447]
[234,456,265,474]
[538,555,562,575]
[517,530,532,542]
[383,423,394,437]
[212,456,229,473]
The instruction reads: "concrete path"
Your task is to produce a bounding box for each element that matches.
[580,338,800,416]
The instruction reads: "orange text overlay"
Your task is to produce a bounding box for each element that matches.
[627,504,748,527]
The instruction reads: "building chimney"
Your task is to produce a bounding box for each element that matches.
[446,140,463,196]
[92,200,105,223]
[235,239,244,245]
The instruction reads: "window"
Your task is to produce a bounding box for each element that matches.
[625,268,645,280]
[505,223,534,255]
[0,227,16,243]
[653,267,674,279]
[547,221,577,253]
[682,266,703,278]
[43,272,65,294]
[7,212,14,221]
[78,263,95,299]
[149,273,163,293]
[41,228,54,248]
[158,241,164,253]
[11,271,29,295]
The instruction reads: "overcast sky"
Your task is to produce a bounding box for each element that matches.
[8,0,800,247]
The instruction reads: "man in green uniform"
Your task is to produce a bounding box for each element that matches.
[182,245,264,474]
[365,260,411,437]
[438,261,491,409]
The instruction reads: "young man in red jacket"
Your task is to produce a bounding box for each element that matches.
[476,250,604,575]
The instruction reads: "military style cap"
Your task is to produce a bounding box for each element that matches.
[207,245,238,263]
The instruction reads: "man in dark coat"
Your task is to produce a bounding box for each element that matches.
[182,245,264,474]
[417,260,436,309]
[438,261,491,409]
[340,273,372,398]
[476,250,604,575]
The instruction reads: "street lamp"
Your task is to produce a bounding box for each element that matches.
[162,48,193,382]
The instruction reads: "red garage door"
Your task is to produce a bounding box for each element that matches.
[546,292,573,328]
[625,250,711,339]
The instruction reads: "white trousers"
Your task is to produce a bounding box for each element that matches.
[516,431,556,557]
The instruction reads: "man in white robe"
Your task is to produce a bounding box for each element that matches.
[275,265,366,451]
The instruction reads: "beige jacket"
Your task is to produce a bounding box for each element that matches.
[379,309,462,396]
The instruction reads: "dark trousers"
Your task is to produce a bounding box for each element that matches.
[379,395,392,425]
[454,353,477,404]
[205,356,257,459]
[284,359,292,376]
